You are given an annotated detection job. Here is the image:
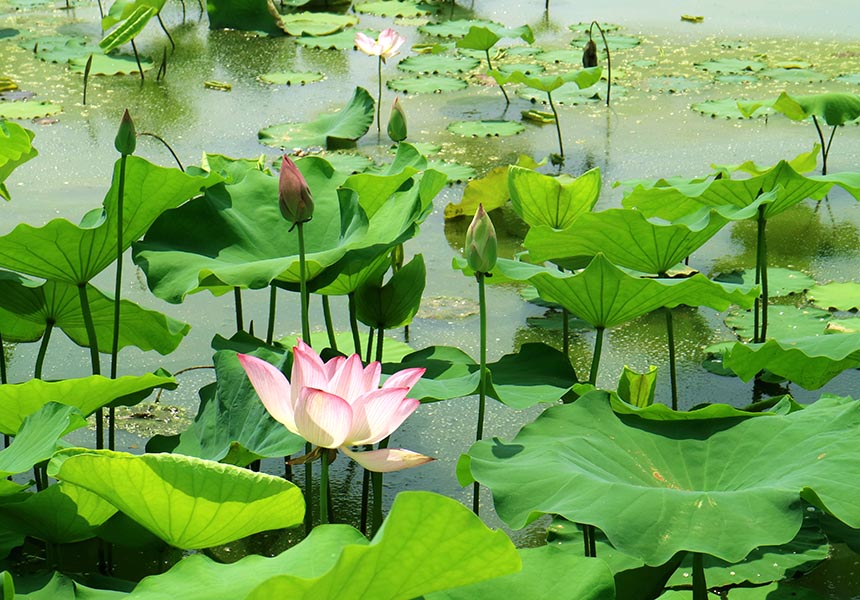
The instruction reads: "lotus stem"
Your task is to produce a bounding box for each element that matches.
[371,435,390,535]
[137,133,184,171]
[359,443,372,534]
[130,39,144,83]
[322,295,338,351]
[760,222,769,341]
[320,449,330,524]
[754,205,766,343]
[348,292,362,355]
[233,287,243,333]
[375,326,384,363]
[296,222,312,346]
[547,91,564,158]
[78,282,102,449]
[588,326,605,385]
[665,307,678,410]
[304,441,313,532]
[96,0,104,20]
[590,21,612,107]
[485,50,509,105]
[376,57,382,133]
[692,552,707,600]
[473,272,488,515]
[156,14,175,50]
[811,115,838,175]
[34,319,54,380]
[266,284,276,345]
[109,153,129,451]
[82,54,93,106]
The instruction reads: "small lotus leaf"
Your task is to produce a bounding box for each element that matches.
[569,32,640,51]
[356,254,425,329]
[714,73,758,83]
[443,155,544,219]
[0,101,62,120]
[692,98,768,119]
[397,55,480,74]
[806,282,860,311]
[354,1,436,18]
[317,151,373,174]
[724,305,831,341]
[739,92,860,126]
[836,73,860,85]
[258,87,374,148]
[568,22,621,33]
[49,449,305,550]
[517,81,602,105]
[420,20,531,42]
[425,159,475,183]
[70,52,153,75]
[387,75,467,94]
[497,62,544,76]
[646,76,706,93]
[536,49,583,64]
[296,28,372,50]
[714,268,815,297]
[0,403,86,479]
[758,68,830,83]
[447,119,524,137]
[258,71,324,85]
[27,36,94,63]
[278,12,358,37]
[509,166,601,230]
[0,120,37,201]
[694,58,766,73]
[827,317,860,334]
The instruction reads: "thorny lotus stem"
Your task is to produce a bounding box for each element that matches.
[110,153,130,451]
[266,284,276,345]
[320,449,330,524]
[485,50,509,105]
[473,272,488,515]
[692,552,707,600]
[376,57,383,133]
[589,21,612,107]
[322,295,338,351]
[78,282,102,449]
[233,287,243,333]
[588,326,605,386]
[34,320,53,380]
[297,222,312,346]
[348,293,362,355]
[547,91,564,158]
[665,307,678,410]
[371,436,390,535]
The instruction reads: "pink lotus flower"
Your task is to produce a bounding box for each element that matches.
[355,28,406,63]
[238,341,432,473]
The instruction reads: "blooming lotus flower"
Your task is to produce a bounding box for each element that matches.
[465,203,497,274]
[238,341,432,473]
[355,28,406,63]
[278,155,314,226]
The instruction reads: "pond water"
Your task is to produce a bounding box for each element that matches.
[3,0,860,595]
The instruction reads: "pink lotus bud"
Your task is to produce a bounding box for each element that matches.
[465,203,497,274]
[278,155,314,225]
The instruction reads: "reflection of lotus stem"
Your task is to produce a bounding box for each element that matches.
[320,450,330,524]
[109,154,129,451]
[348,292,362,355]
[547,91,564,157]
[78,282,103,448]
[692,553,707,600]
[485,50,509,105]
[371,435,390,535]
[588,326,605,385]
[377,57,382,133]
[812,115,838,175]
[322,296,338,351]
[34,320,53,380]
[665,307,678,410]
[233,287,243,332]
[473,272,487,515]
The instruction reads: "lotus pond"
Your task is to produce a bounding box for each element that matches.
[2,0,860,598]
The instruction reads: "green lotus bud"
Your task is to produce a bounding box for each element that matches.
[465,203,497,274]
[279,155,314,226]
[582,38,598,68]
[114,108,136,156]
[387,97,408,143]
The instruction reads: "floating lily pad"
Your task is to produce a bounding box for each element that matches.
[516,81,601,105]
[725,305,831,341]
[568,22,621,33]
[407,141,441,155]
[0,101,62,120]
[691,98,770,119]
[70,53,153,75]
[295,28,368,50]
[630,59,657,68]
[425,159,475,183]
[808,282,860,311]
[695,58,767,73]
[419,19,506,39]
[646,76,706,93]
[714,73,759,84]
[836,73,860,85]
[569,32,640,51]
[26,37,93,63]
[258,71,324,85]
[387,75,467,94]
[446,119,524,137]
[497,62,544,76]
[354,1,437,18]
[317,151,373,173]
[535,49,583,65]
[0,29,19,40]
[278,12,357,37]
[397,54,480,74]
[714,268,815,297]
[759,68,830,83]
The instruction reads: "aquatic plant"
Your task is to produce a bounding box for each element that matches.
[355,28,406,133]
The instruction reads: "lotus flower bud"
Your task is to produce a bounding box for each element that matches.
[114,109,136,156]
[278,155,314,226]
[465,203,497,274]
[387,97,407,143]
[582,38,598,68]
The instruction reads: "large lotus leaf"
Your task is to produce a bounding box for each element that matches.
[102,0,166,29]
[427,545,614,600]
[244,491,519,599]
[695,58,766,74]
[508,166,600,229]
[0,372,175,436]
[723,334,860,389]
[157,350,305,467]
[0,275,189,352]
[807,282,860,311]
[713,144,820,177]
[8,571,126,599]
[387,75,468,94]
[491,67,601,93]
[133,157,366,302]
[443,155,543,219]
[278,12,357,37]
[0,482,117,543]
[206,0,283,35]
[0,157,219,285]
[0,101,63,120]
[356,254,425,329]
[525,207,733,275]
[455,24,533,50]
[714,267,815,298]
[467,390,860,565]
[258,87,373,150]
[0,403,86,479]
[724,305,831,341]
[258,71,324,85]
[419,19,531,41]
[482,255,758,329]
[99,5,158,53]
[48,449,304,550]
[739,92,860,126]
[70,52,154,75]
[384,345,479,402]
[397,55,480,74]
[306,247,392,296]
[0,120,37,201]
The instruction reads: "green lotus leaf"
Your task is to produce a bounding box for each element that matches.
[0,156,219,285]
[617,365,658,408]
[724,305,831,341]
[443,155,543,219]
[0,274,189,352]
[258,87,374,149]
[569,32,640,51]
[427,545,614,600]
[258,71,324,85]
[384,345,479,402]
[419,20,530,42]
[525,207,733,275]
[691,98,770,119]
[827,317,860,334]
[713,267,815,297]
[206,0,285,34]
[694,58,766,73]
[387,75,468,94]
[0,372,176,436]
[739,92,860,126]
[808,282,860,311]
[425,159,475,183]
[0,403,86,479]
[714,73,759,84]
[354,1,436,17]
[99,5,158,53]
[758,68,829,83]
[306,247,392,296]
[295,28,369,50]
[397,55,480,74]
[23,36,93,63]
[497,62,544,77]
[356,254,425,330]
[712,145,821,177]
[836,73,860,85]
[467,390,860,565]
[244,491,519,599]
[150,349,304,466]
[70,52,153,75]
[278,12,357,37]
[646,76,706,93]
[568,22,622,33]
[447,119,524,137]
[723,334,860,389]
[101,0,166,29]
[48,449,304,550]
[491,67,601,93]
[516,81,603,105]
[719,582,826,599]
[0,101,63,120]
[509,166,601,229]
[0,481,118,543]
[0,120,36,201]
[536,49,584,64]
[317,151,373,174]
[5,571,126,599]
